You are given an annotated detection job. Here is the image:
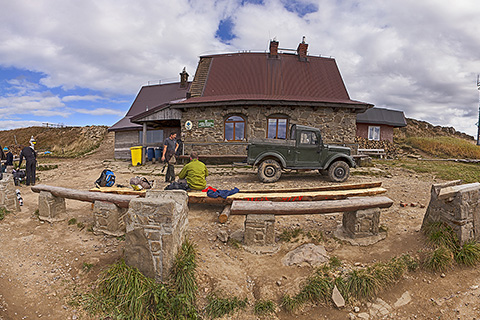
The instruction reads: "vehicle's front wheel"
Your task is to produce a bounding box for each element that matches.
[327,161,350,182]
[258,159,282,183]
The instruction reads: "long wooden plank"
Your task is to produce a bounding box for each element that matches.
[188,187,387,204]
[230,196,393,215]
[238,181,382,194]
[31,184,139,208]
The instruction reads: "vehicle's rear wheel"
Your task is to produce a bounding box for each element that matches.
[327,161,350,182]
[258,159,282,183]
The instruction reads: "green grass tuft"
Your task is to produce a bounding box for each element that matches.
[83,238,199,320]
[204,294,248,319]
[0,207,9,220]
[68,218,77,225]
[279,227,303,242]
[455,240,480,266]
[254,299,276,315]
[423,246,454,272]
[423,222,459,250]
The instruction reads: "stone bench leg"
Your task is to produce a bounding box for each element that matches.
[244,214,275,246]
[124,190,189,282]
[93,200,128,237]
[0,174,20,213]
[342,207,380,238]
[38,191,66,223]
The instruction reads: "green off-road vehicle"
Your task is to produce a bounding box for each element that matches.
[246,124,356,183]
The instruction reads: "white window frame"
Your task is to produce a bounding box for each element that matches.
[368,126,380,141]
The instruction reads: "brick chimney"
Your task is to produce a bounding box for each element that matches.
[269,39,279,56]
[297,36,308,61]
[180,67,189,88]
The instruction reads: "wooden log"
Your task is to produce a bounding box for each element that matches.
[230,196,394,215]
[188,187,387,205]
[31,184,139,208]
[218,204,231,224]
[239,181,382,194]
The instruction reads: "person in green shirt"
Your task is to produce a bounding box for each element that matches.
[178,151,208,190]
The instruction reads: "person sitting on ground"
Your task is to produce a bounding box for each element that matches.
[178,151,208,190]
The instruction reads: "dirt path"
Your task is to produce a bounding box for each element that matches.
[1,135,480,319]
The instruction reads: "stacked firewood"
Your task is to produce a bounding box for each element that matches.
[355,137,399,158]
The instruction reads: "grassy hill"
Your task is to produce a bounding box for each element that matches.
[0,125,108,158]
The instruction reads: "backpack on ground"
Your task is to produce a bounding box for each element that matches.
[95,169,115,187]
[129,176,152,190]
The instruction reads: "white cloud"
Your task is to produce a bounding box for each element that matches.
[62,95,105,102]
[75,108,124,116]
[0,120,44,131]
[0,0,479,135]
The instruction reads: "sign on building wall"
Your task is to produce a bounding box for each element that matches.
[198,119,214,128]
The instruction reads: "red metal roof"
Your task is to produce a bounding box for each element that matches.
[176,52,371,108]
[109,82,190,131]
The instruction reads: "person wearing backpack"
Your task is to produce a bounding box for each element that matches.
[161,132,179,183]
[19,136,37,186]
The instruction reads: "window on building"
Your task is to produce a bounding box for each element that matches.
[139,129,164,144]
[224,115,245,141]
[267,116,288,139]
[368,126,380,141]
[300,131,318,145]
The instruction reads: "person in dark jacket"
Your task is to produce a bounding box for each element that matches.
[4,147,13,166]
[19,137,37,186]
[161,132,179,183]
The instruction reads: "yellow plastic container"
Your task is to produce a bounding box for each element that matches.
[130,146,143,166]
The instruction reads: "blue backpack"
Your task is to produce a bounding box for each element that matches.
[96,169,115,187]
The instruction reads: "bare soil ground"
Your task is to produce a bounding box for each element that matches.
[1,132,480,320]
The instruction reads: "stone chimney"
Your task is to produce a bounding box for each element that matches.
[180,67,189,88]
[297,36,308,61]
[269,39,279,56]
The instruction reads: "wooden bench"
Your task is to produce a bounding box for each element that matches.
[357,148,386,158]
[219,196,393,245]
[31,184,141,236]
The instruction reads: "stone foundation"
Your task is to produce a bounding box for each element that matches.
[342,208,380,238]
[244,214,275,246]
[124,190,188,282]
[93,200,128,236]
[421,181,480,245]
[0,174,20,213]
[38,191,66,222]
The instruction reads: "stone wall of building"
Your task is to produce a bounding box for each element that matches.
[180,105,357,155]
[124,190,188,282]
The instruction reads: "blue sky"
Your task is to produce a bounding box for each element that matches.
[1,0,480,137]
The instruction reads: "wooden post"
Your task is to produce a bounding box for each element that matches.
[142,122,147,165]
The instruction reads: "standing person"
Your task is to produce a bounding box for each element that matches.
[19,136,37,186]
[3,147,13,172]
[161,132,178,183]
[178,151,208,190]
